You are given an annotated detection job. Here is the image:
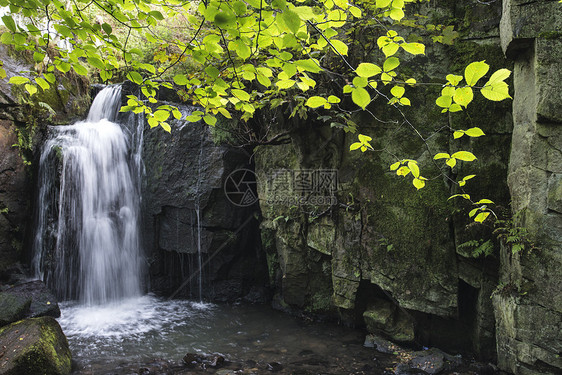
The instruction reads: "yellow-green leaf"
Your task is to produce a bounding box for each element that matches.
[453,86,473,107]
[451,151,477,161]
[453,130,464,139]
[330,39,348,56]
[465,127,485,137]
[391,85,405,98]
[173,74,189,85]
[464,61,489,86]
[9,76,30,85]
[481,81,511,101]
[35,77,49,91]
[282,9,301,34]
[160,122,171,133]
[408,161,419,178]
[351,87,370,109]
[413,177,425,190]
[232,89,251,101]
[474,212,490,223]
[401,42,425,55]
[350,142,362,151]
[434,153,450,160]
[327,95,341,104]
[475,199,494,205]
[383,57,400,72]
[487,68,511,84]
[25,84,37,95]
[356,63,382,78]
[436,95,452,108]
[203,114,217,126]
[276,79,296,89]
[306,96,327,108]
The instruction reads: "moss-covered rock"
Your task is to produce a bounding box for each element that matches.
[0,317,71,375]
[363,299,415,343]
[0,294,30,328]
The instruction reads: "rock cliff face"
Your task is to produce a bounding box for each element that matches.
[254,0,554,367]
[493,1,562,374]
[135,86,268,301]
[254,1,561,373]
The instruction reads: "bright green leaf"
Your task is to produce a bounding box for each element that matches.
[434,153,450,160]
[391,85,405,98]
[351,87,370,109]
[356,63,382,78]
[481,81,511,101]
[401,42,425,55]
[383,57,400,72]
[453,86,474,107]
[330,39,348,56]
[474,212,490,223]
[465,127,485,137]
[464,61,489,86]
[306,96,327,108]
[25,84,37,95]
[451,151,477,161]
[173,74,189,86]
[413,177,425,190]
[8,76,30,85]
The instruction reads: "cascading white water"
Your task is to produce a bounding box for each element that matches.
[33,86,142,305]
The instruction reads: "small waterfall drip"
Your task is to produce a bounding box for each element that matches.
[33,86,142,305]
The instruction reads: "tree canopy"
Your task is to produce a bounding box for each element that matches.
[0,0,515,222]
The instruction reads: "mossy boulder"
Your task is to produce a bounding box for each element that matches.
[0,294,30,328]
[3,281,60,319]
[0,317,71,375]
[363,299,415,343]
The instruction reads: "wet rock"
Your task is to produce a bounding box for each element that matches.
[182,353,203,368]
[363,299,415,343]
[364,334,401,355]
[209,355,225,368]
[3,280,61,319]
[407,348,462,375]
[0,292,31,327]
[394,363,428,374]
[266,362,283,372]
[0,316,71,375]
[216,370,237,375]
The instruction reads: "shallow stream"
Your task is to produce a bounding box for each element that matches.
[60,295,395,374]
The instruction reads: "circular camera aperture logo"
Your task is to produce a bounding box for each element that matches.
[224,169,258,207]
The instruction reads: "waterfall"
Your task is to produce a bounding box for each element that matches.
[32,86,142,305]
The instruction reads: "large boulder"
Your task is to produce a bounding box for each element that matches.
[2,281,60,319]
[0,317,71,375]
[0,293,30,327]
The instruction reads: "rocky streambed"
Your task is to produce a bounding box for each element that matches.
[1,280,506,375]
[59,297,503,375]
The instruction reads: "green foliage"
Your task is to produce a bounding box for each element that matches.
[494,220,538,254]
[0,0,512,222]
[457,239,494,258]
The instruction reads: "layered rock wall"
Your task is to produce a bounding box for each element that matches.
[256,0,514,362]
[493,1,562,373]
